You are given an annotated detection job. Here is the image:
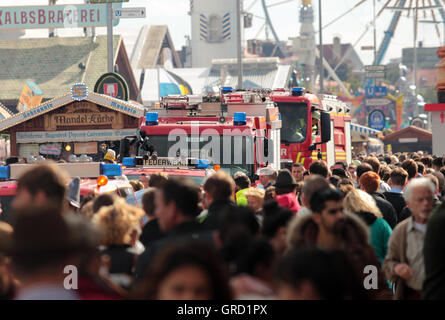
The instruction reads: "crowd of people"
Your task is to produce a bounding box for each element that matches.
[0,150,445,300]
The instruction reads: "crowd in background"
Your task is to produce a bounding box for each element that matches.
[1,150,445,300]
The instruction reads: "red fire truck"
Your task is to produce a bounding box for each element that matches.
[127,90,282,180]
[0,161,134,222]
[270,88,352,169]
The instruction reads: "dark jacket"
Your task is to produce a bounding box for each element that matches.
[139,218,164,248]
[423,201,445,299]
[134,220,214,282]
[100,244,136,276]
[370,192,397,229]
[383,191,406,222]
[200,199,236,231]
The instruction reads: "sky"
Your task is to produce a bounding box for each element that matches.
[1,0,444,66]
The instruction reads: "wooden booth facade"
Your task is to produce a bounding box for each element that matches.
[0,88,145,162]
[383,126,432,154]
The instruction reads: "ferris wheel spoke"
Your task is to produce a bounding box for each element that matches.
[266,0,295,8]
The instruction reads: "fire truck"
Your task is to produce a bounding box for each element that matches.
[269,88,352,169]
[121,89,282,181]
[0,160,134,222]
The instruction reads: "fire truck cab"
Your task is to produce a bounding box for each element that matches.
[271,88,351,169]
[132,89,282,181]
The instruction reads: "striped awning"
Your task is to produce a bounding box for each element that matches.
[350,123,381,135]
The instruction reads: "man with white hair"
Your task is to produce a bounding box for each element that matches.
[383,178,435,300]
[256,165,277,189]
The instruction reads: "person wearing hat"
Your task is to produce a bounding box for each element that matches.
[103,149,116,164]
[274,169,301,214]
[257,165,277,190]
[312,109,321,135]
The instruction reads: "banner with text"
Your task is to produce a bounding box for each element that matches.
[17,129,137,143]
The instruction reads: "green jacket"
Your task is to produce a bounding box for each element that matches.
[369,218,392,266]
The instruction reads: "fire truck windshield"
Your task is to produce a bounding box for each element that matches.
[142,135,254,177]
[276,102,308,144]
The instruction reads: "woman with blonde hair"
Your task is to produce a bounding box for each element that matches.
[343,189,392,265]
[93,198,145,289]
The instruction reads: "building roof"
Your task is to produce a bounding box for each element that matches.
[0,90,145,133]
[317,42,364,70]
[0,35,126,102]
[0,102,13,121]
[131,25,181,71]
[203,58,291,91]
[383,125,432,142]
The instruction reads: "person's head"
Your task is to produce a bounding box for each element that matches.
[291,163,305,182]
[203,171,235,207]
[343,189,382,219]
[257,166,277,187]
[92,193,117,214]
[263,186,276,202]
[431,171,445,195]
[403,178,435,224]
[310,188,344,233]
[383,156,391,165]
[332,168,347,179]
[244,188,265,212]
[262,200,294,255]
[218,206,260,269]
[338,179,354,197]
[390,155,399,165]
[138,173,149,189]
[379,166,391,183]
[333,161,347,171]
[416,162,425,175]
[149,172,168,189]
[235,238,275,284]
[309,160,328,178]
[347,164,357,180]
[424,174,439,194]
[275,249,367,300]
[275,169,298,195]
[432,157,443,171]
[9,205,78,280]
[155,177,200,232]
[93,198,143,246]
[359,171,380,193]
[13,163,68,212]
[363,156,380,174]
[301,175,331,207]
[234,174,251,192]
[130,180,144,192]
[388,167,408,189]
[356,163,373,180]
[401,159,418,180]
[142,188,157,218]
[139,242,232,300]
[328,175,341,188]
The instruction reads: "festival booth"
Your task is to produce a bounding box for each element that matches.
[383,126,432,154]
[350,123,384,155]
[0,83,145,161]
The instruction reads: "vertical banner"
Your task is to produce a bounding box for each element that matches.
[396,95,404,130]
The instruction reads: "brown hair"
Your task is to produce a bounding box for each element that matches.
[149,172,169,188]
[16,163,68,210]
[130,180,144,192]
[203,171,235,202]
[363,157,380,174]
[135,242,233,300]
[401,159,418,180]
[142,188,157,217]
[389,167,408,187]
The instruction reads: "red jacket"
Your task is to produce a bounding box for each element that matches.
[275,193,301,213]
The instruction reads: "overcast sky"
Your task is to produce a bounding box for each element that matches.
[1,0,444,66]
